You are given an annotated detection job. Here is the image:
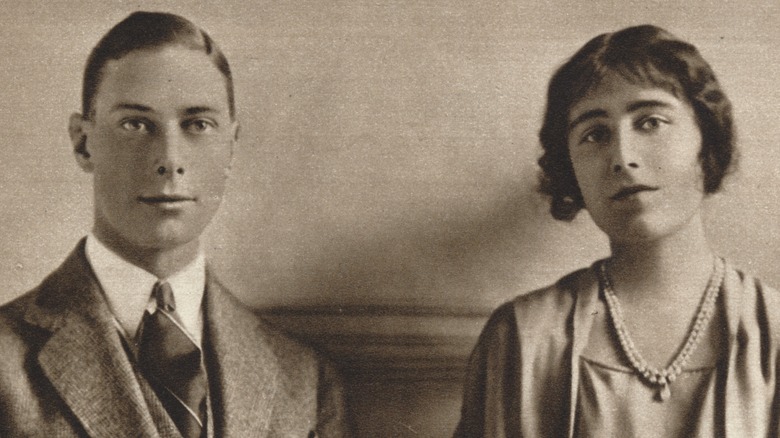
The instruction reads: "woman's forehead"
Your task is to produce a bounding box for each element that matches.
[600,62,680,95]
[570,68,684,114]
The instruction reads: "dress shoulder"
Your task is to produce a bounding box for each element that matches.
[454,267,592,438]
[505,266,593,333]
[724,263,780,345]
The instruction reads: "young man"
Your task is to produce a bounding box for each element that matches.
[0,12,348,437]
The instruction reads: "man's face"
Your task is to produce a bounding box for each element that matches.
[73,45,237,253]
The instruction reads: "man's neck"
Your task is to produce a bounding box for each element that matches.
[92,229,201,279]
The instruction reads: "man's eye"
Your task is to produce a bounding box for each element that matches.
[185,119,216,134]
[121,119,151,133]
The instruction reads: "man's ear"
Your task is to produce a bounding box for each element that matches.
[69,112,93,172]
[232,120,240,143]
[225,120,240,176]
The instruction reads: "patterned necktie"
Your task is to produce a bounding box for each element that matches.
[138,281,207,438]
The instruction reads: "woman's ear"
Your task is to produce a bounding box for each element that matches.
[69,112,93,172]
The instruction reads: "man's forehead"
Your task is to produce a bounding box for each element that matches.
[94,46,230,114]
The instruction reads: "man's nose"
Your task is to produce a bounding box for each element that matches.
[153,128,187,178]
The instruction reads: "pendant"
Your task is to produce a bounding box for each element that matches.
[655,384,671,402]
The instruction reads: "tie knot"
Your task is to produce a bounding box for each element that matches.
[153,281,176,313]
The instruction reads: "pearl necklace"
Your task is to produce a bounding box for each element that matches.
[597,257,724,402]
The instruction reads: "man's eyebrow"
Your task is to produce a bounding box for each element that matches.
[183,106,221,116]
[108,104,224,117]
[110,103,153,113]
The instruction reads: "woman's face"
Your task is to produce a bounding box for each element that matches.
[567,72,705,244]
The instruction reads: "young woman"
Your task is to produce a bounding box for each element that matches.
[454,25,780,437]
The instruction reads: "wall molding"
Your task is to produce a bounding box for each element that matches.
[261,305,491,382]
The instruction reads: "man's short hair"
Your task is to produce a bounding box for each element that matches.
[82,11,235,120]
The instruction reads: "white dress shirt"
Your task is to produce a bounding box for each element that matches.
[85,234,206,347]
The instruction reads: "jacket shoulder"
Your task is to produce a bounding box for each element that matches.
[0,289,36,327]
[205,277,348,435]
[0,283,53,348]
[209,275,323,366]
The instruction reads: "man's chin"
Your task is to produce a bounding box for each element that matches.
[140,229,201,251]
[120,223,203,254]
[95,214,209,256]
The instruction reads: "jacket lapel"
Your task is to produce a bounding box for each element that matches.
[204,274,281,437]
[24,241,165,438]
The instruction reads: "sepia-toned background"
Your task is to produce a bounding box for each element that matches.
[1,0,778,436]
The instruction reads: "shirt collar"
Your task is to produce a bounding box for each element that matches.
[85,234,206,345]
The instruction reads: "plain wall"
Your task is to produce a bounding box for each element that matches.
[1,1,778,436]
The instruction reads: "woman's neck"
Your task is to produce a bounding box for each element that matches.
[607,214,714,305]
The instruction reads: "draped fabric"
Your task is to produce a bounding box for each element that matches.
[454,261,780,437]
[575,357,718,437]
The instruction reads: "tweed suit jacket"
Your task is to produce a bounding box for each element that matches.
[0,240,348,437]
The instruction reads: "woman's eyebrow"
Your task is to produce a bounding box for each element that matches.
[569,99,675,131]
[569,109,607,131]
[626,99,673,113]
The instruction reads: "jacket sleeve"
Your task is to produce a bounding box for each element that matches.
[315,357,352,438]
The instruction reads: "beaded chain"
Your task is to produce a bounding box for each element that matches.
[597,257,725,402]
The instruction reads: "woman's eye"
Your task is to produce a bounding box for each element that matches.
[121,119,151,133]
[580,126,609,145]
[185,119,216,134]
[637,116,668,131]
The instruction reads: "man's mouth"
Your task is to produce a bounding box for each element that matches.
[138,195,195,204]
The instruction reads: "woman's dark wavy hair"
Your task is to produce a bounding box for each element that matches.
[82,11,235,120]
[538,25,735,221]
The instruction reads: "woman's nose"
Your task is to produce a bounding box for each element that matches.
[610,129,640,173]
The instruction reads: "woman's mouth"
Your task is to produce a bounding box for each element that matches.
[610,185,659,201]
